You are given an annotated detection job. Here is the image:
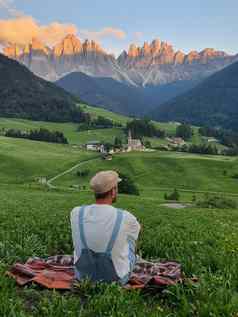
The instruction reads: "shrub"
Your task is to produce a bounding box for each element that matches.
[196,195,237,209]
[76,169,90,177]
[176,124,193,140]
[164,189,180,201]
[118,172,139,196]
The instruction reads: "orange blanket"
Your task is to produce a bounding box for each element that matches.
[7,255,184,290]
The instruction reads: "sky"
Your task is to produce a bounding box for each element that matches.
[0,0,237,56]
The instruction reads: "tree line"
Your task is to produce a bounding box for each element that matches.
[199,126,238,156]
[78,115,122,131]
[5,128,68,144]
[126,118,165,138]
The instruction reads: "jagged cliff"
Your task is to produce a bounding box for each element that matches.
[4,35,237,86]
[117,40,235,86]
[3,35,129,82]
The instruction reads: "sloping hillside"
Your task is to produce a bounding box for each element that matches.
[56,71,149,115]
[0,54,84,122]
[151,61,238,131]
[56,71,198,116]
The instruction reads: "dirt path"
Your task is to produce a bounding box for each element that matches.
[47,157,100,189]
[161,203,189,209]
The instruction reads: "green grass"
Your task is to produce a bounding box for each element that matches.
[1,186,238,316]
[80,104,130,125]
[75,128,126,145]
[81,104,183,136]
[153,121,180,134]
[55,151,238,195]
[0,118,126,145]
[1,133,238,316]
[0,113,226,152]
[0,136,97,184]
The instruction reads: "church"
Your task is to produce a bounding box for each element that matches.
[127,130,145,152]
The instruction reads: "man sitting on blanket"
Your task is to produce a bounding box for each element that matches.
[71,170,141,284]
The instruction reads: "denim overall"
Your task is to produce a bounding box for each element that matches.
[75,206,124,283]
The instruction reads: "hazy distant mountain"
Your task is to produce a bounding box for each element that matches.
[56,71,198,116]
[150,61,238,131]
[0,53,84,122]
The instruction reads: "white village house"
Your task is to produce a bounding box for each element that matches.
[86,141,104,152]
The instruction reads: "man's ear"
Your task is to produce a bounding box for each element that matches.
[111,187,117,197]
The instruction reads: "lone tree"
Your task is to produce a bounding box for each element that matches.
[176,124,193,141]
[164,189,180,201]
[118,172,139,196]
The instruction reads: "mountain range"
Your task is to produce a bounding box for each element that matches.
[151,60,238,131]
[4,34,237,116]
[2,34,238,123]
[4,34,236,86]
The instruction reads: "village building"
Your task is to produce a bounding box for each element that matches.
[86,141,104,152]
[166,137,186,147]
[127,130,145,152]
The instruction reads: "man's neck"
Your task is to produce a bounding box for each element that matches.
[95,198,113,205]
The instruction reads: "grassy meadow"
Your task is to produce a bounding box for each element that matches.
[1,185,238,316]
[0,106,188,148]
[0,121,238,315]
[54,151,238,196]
[0,118,125,146]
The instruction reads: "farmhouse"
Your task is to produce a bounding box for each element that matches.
[86,141,103,152]
[167,137,186,146]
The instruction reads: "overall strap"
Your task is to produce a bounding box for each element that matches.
[106,209,123,254]
[78,206,89,250]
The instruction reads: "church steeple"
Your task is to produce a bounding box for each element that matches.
[128,129,132,148]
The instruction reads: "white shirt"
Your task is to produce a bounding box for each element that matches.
[71,204,141,279]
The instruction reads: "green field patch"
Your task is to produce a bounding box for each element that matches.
[54,151,238,194]
[1,186,238,316]
[0,118,127,145]
[0,136,97,184]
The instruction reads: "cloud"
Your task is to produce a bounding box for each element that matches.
[80,27,126,41]
[0,0,126,49]
[0,16,78,46]
[0,0,23,17]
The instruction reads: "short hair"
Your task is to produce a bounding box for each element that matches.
[95,189,112,200]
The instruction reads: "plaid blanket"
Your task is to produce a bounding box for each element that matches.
[7,255,184,290]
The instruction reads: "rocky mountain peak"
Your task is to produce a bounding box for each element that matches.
[53,34,82,56]
[185,50,200,63]
[128,44,140,57]
[82,39,104,54]
[174,50,186,64]
[151,39,161,54]
[120,39,233,67]
[3,43,21,58]
[30,38,50,55]
[141,42,151,56]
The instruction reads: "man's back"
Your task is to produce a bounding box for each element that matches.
[71,204,140,284]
